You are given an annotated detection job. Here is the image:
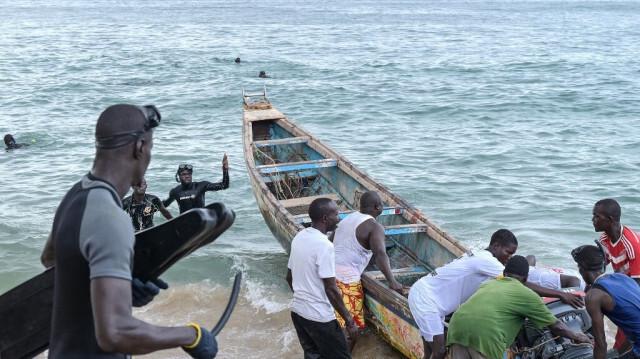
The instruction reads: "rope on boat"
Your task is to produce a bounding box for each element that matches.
[254,145,321,204]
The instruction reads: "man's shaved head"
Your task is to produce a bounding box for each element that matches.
[360,191,382,209]
[95,104,148,139]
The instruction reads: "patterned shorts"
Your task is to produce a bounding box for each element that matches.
[335,280,366,328]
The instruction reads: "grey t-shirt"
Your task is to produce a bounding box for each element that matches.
[49,173,134,359]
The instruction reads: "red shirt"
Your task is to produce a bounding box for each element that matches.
[599,225,640,278]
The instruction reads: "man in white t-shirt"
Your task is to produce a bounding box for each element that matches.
[526,255,585,291]
[408,229,517,359]
[409,229,585,359]
[286,198,358,359]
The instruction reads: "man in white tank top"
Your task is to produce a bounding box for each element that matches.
[331,191,405,352]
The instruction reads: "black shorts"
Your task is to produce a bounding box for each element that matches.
[291,311,351,359]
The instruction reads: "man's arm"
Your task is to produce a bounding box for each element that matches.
[162,190,175,208]
[204,171,229,192]
[547,319,592,345]
[525,281,584,308]
[205,154,230,192]
[286,268,293,291]
[41,233,55,268]
[91,277,196,354]
[585,291,608,359]
[153,197,173,220]
[559,274,582,289]
[159,206,173,220]
[366,222,403,294]
[322,277,358,340]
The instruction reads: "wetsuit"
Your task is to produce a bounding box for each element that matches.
[163,170,229,214]
[122,194,164,231]
[49,173,133,358]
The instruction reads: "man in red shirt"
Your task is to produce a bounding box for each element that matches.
[593,198,640,352]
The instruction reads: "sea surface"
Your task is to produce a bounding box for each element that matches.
[1,0,639,357]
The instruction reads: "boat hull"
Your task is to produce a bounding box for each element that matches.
[242,90,467,358]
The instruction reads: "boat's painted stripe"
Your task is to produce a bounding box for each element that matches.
[384,226,427,236]
[253,136,310,147]
[363,288,418,327]
[296,207,404,224]
[257,159,337,174]
[367,267,429,279]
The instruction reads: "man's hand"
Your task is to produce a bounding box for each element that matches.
[183,323,218,359]
[574,333,594,346]
[388,280,404,295]
[132,278,169,307]
[558,292,585,309]
[344,320,359,343]
[222,153,228,171]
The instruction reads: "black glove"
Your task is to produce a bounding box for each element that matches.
[183,323,218,359]
[131,278,169,307]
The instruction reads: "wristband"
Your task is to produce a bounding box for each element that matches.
[184,323,202,349]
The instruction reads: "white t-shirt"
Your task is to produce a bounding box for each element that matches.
[288,227,337,323]
[409,250,504,315]
[528,266,586,291]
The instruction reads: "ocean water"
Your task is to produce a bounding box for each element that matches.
[1,0,639,357]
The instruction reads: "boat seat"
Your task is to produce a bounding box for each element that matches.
[253,136,310,148]
[244,108,285,122]
[367,266,430,280]
[294,206,405,224]
[281,193,343,215]
[257,158,338,174]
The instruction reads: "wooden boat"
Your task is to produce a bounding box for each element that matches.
[242,88,470,358]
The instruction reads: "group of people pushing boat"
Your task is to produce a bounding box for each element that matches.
[286,195,640,359]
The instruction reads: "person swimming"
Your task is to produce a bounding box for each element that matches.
[4,134,32,150]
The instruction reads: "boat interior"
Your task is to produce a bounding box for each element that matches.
[248,115,459,291]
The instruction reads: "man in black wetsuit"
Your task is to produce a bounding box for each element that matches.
[4,134,32,150]
[122,177,173,231]
[163,154,229,214]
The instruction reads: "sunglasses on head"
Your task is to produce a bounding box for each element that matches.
[95,105,161,149]
[138,105,161,131]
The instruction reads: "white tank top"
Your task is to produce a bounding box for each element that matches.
[334,211,374,283]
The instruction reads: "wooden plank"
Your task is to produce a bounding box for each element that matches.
[280,193,341,208]
[384,224,428,236]
[244,108,285,122]
[253,136,310,148]
[257,158,337,174]
[295,207,405,224]
[368,267,430,280]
